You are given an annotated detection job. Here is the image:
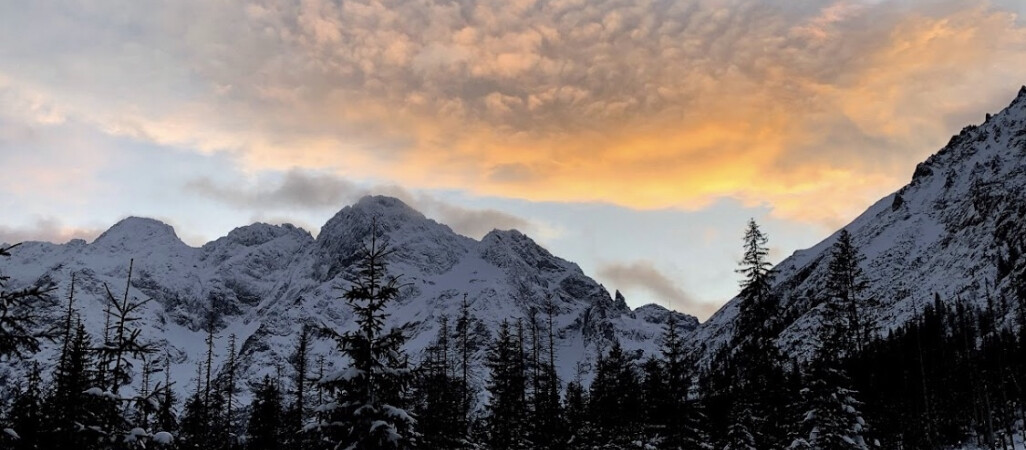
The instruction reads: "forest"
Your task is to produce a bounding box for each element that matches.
[2,220,1026,450]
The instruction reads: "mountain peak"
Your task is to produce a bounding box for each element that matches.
[93,216,183,247]
[351,195,427,220]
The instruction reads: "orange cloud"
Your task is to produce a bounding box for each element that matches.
[1,0,1024,230]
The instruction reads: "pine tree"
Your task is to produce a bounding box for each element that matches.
[0,243,55,361]
[44,319,94,448]
[7,362,44,450]
[455,293,476,430]
[414,316,470,449]
[90,260,160,448]
[563,376,589,447]
[588,339,643,447]
[247,375,285,450]
[224,333,240,448]
[485,319,528,449]
[824,229,873,355]
[286,325,312,449]
[723,403,758,450]
[735,219,776,342]
[154,354,178,438]
[789,364,869,450]
[790,231,872,450]
[728,219,789,449]
[179,363,211,450]
[319,226,416,449]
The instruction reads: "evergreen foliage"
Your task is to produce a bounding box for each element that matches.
[0,244,55,361]
[247,375,285,450]
[484,319,528,449]
[319,226,417,449]
[588,340,642,447]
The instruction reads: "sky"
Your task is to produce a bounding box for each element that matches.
[1,0,1025,320]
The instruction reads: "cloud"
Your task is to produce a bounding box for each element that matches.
[598,260,719,319]
[0,218,104,246]
[1,0,1025,229]
[185,169,532,239]
[185,169,362,209]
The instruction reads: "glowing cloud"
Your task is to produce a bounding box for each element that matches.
[1,0,1024,229]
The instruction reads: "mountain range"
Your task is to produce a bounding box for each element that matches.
[0,195,694,403]
[3,85,1026,412]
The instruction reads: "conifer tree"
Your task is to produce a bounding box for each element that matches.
[154,354,178,438]
[735,219,776,341]
[485,319,528,449]
[415,316,467,449]
[455,293,475,427]
[179,363,211,450]
[247,375,285,450]
[728,219,789,448]
[588,339,642,446]
[789,231,872,450]
[319,226,416,449]
[0,243,55,360]
[563,376,589,447]
[723,403,758,450]
[90,260,160,448]
[224,333,240,447]
[286,325,312,449]
[824,229,873,354]
[7,362,44,450]
[44,320,94,448]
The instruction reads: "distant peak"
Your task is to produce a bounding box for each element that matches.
[482,228,527,241]
[355,195,419,213]
[1012,85,1026,108]
[93,217,182,246]
[317,195,436,246]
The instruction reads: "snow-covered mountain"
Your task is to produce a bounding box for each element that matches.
[0,196,695,404]
[690,86,1026,362]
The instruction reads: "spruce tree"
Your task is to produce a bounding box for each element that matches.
[90,260,160,448]
[44,320,94,448]
[247,375,285,450]
[485,319,528,449]
[735,219,776,341]
[179,363,211,450]
[154,354,178,439]
[7,362,44,450]
[563,377,589,447]
[588,339,642,446]
[0,243,55,360]
[729,219,788,448]
[319,226,416,449]
[790,231,872,450]
[224,333,240,448]
[824,229,872,354]
[286,325,312,449]
[723,403,758,450]
[414,316,465,449]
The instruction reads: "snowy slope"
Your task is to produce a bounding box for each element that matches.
[689,86,1026,362]
[0,196,696,405]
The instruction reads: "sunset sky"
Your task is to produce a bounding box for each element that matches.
[1,0,1025,319]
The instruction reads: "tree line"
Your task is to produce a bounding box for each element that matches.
[2,220,1026,449]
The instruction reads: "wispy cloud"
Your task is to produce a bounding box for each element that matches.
[0,218,104,246]
[598,260,719,319]
[185,169,532,239]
